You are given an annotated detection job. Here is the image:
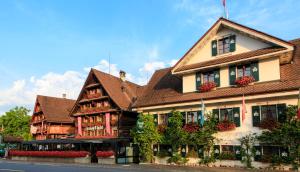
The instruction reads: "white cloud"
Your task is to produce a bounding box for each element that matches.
[0,58,178,113]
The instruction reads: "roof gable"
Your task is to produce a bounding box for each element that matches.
[172,18,294,74]
[34,95,76,123]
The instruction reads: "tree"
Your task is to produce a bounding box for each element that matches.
[257,105,300,168]
[0,106,32,140]
[130,113,161,162]
[163,111,188,152]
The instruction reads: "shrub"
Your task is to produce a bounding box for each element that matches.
[96,151,114,158]
[9,150,89,158]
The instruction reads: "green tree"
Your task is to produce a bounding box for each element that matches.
[257,105,300,168]
[163,111,188,152]
[130,113,161,162]
[0,106,32,140]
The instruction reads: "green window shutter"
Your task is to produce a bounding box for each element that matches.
[229,35,236,52]
[181,112,186,125]
[214,145,220,159]
[233,107,240,127]
[153,114,158,126]
[277,104,287,123]
[229,66,236,85]
[234,146,242,160]
[212,109,220,122]
[213,69,220,87]
[251,62,259,81]
[252,106,261,127]
[254,146,262,161]
[195,72,201,91]
[211,40,218,56]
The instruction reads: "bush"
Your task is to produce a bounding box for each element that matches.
[219,152,236,160]
[96,151,114,158]
[167,153,188,165]
[9,150,89,158]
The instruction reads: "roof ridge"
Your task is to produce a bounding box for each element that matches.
[37,95,76,101]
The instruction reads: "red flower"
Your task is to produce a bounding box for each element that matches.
[8,150,89,158]
[157,124,167,134]
[235,76,255,87]
[183,124,200,133]
[259,118,279,130]
[217,120,236,131]
[96,151,114,158]
[199,82,216,92]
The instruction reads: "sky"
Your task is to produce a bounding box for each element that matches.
[0,0,300,115]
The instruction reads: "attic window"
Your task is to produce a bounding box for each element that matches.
[212,35,236,56]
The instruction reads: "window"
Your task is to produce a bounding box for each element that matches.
[252,104,286,127]
[202,71,215,83]
[212,35,236,56]
[261,105,277,121]
[187,111,198,124]
[218,37,230,55]
[237,64,251,78]
[158,114,168,125]
[220,108,234,122]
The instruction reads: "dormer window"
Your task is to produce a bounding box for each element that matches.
[212,35,236,56]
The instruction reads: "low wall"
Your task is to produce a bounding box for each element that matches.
[154,156,296,171]
[11,156,91,164]
[98,156,115,164]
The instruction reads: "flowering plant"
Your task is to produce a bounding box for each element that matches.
[217,120,236,131]
[200,82,216,92]
[96,151,114,158]
[235,76,255,87]
[9,150,89,158]
[157,124,167,134]
[259,118,279,130]
[183,124,200,133]
[80,107,110,114]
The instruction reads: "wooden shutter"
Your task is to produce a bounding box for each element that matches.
[214,69,220,87]
[251,62,259,81]
[181,112,186,125]
[212,109,220,122]
[211,40,218,56]
[233,107,240,127]
[234,146,242,160]
[153,114,158,126]
[229,35,236,52]
[229,66,236,85]
[252,106,261,127]
[277,104,287,123]
[214,145,220,159]
[254,146,262,161]
[195,72,201,91]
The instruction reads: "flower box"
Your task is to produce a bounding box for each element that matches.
[9,150,90,158]
[217,120,236,131]
[85,93,102,99]
[199,82,216,92]
[96,151,114,158]
[235,76,255,87]
[259,118,279,130]
[183,124,199,133]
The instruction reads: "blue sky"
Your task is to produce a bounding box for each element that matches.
[0,0,300,114]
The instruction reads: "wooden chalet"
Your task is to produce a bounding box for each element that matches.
[30,95,76,140]
[70,69,142,163]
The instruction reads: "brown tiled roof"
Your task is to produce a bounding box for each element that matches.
[172,17,293,71]
[91,69,143,110]
[133,40,300,108]
[174,47,285,72]
[36,95,76,123]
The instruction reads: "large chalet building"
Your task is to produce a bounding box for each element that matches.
[30,95,76,140]
[28,18,300,165]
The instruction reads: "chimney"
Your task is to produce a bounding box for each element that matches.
[119,70,126,82]
[62,93,67,99]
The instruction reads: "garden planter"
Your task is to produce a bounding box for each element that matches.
[235,76,255,87]
[217,120,236,131]
[199,82,216,92]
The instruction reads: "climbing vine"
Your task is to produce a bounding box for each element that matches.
[239,133,257,168]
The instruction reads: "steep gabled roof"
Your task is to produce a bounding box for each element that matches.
[133,39,300,108]
[70,69,144,113]
[92,69,143,110]
[172,17,294,74]
[35,95,76,123]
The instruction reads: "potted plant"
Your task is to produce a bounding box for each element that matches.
[217,120,236,131]
[235,76,255,87]
[259,117,279,130]
[183,124,200,133]
[200,82,216,92]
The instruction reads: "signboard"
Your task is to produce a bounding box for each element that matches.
[85,125,104,131]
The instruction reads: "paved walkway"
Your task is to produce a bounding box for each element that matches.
[0,159,276,172]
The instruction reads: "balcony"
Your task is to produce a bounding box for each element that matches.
[74,107,116,116]
[79,95,109,104]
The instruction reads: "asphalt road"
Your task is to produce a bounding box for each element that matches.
[0,160,263,172]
